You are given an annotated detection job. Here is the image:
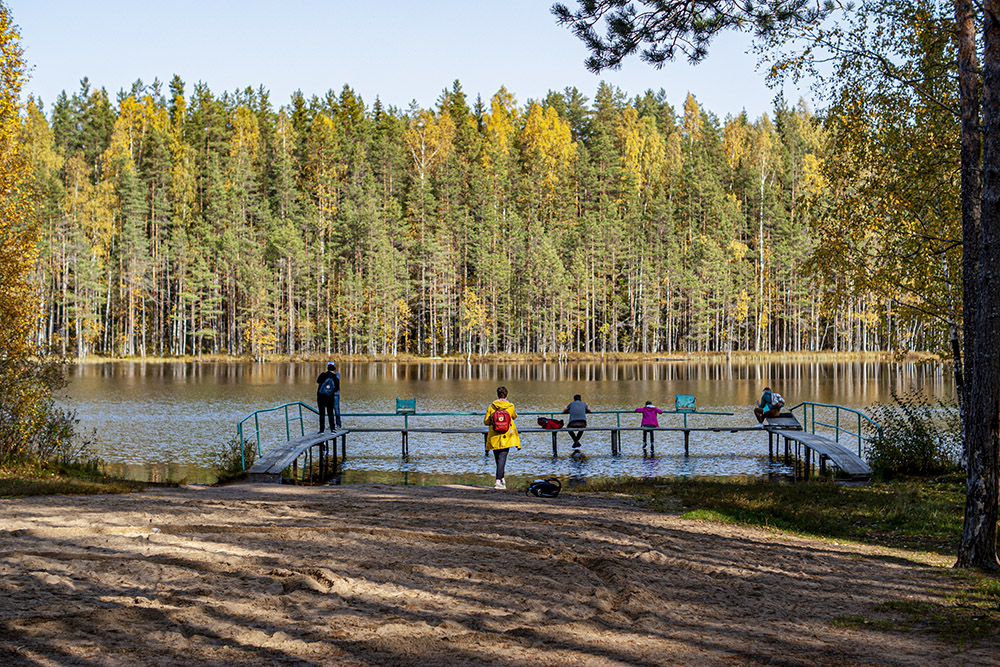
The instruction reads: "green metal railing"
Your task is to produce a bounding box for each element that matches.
[237,401,319,470]
[789,401,883,457]
[236,402,734,469]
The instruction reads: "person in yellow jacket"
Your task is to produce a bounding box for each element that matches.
[483,386,521,490]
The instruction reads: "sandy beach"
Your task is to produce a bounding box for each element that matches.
[0,483,993,666]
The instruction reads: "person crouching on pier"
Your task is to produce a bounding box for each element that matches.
[754,386,782,424]
[635,400,664,450]
[484,386,521,490]
[563,394,592,449]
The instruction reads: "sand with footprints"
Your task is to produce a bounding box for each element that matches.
[0,483,992,665]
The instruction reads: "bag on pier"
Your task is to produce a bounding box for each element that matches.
[527,477,561,498]
[771,393,785,409]
[537,417,564,429]
[491,407,512,433]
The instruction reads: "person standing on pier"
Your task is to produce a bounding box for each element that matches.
[316,362,342,431]
[635,401,664,451]
[484,386,521,490]
[563,394,592,449]
[754,386,782,424]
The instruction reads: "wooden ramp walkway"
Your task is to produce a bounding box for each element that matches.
[765,414,872,480]
[247,429,348,483]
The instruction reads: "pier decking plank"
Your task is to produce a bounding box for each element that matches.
[764,413,803,430]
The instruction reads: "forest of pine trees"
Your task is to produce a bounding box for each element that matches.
[21,76,941,360]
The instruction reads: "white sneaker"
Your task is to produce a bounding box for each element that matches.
[494,479,506,490]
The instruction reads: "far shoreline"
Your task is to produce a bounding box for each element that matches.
[53,350,943,366]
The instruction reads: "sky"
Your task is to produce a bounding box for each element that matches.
[12,0,811,120]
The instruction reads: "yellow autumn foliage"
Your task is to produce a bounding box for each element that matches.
[681,94,702,144]
[0,2,35,359]
[405,107,455,182]
[482,87,518,172]
[521,102,575,204]
[616,107,665,199]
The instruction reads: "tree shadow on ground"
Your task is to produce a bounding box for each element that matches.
[0,484,994,666]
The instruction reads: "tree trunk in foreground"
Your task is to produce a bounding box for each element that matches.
[958,0,1000,571]
[956,0,980,432]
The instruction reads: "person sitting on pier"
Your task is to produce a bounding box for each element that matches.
[484,386,521,490]
[754,386,782,424]
[562,394,591,449]
[635,400,664,450]
[316,362,341,432]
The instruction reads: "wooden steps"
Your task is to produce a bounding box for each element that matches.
[247,429,347,483]
[766,414,871,479]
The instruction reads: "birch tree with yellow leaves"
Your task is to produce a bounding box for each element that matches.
[0,6,35,362]
[0,2,75,463]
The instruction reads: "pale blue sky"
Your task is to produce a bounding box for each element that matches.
[13,0,809,119]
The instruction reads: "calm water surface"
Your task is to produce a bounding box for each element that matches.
[60,360,955,484]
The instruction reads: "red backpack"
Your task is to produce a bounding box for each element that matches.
[491,406,511,433]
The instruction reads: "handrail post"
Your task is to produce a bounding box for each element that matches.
[255,413,262,456]
[857,413,862,456]
[299,403,305,437]
[238,422,246,470]
[835,408,840,443]
[284,404,291,442]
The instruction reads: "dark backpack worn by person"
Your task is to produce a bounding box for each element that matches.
[492,406,511,433]
[319,375,338,397]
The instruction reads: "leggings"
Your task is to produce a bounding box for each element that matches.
[493,448,509,480]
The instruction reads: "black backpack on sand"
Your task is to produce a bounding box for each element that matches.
[526,477,561,498]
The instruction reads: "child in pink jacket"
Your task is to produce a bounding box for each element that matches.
[635,401,664,450]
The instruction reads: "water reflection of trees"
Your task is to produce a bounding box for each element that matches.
[73,359,951,390]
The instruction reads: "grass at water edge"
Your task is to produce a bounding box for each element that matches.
[0,460,158,497]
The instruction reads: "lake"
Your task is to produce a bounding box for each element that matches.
[59,359,955,484]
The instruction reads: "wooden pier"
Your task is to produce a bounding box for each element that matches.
[245,424,765,484]
[247,429,348,484]
[764,413,872,480]
[238,400,876,484]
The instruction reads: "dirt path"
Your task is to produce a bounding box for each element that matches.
[0,483,993,666]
